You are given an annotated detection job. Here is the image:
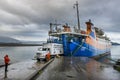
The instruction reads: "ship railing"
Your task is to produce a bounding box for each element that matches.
[49,27,88,37]
[49,26,82,33]
[49,31,89,37]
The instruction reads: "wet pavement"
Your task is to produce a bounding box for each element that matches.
[0,59,53,80]
[0,57,120,80]
[0,59,4,67]
[36,57,120,80]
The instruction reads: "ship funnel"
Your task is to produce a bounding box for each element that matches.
[86,19,93,34]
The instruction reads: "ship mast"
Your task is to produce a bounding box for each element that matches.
[74,1,80,30]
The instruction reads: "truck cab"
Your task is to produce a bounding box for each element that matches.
[35,43,63,61]
[35,47,50,61]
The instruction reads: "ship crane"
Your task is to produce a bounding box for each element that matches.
[73,1,80,31]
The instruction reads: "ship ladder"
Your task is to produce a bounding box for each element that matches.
[71,41,84,56]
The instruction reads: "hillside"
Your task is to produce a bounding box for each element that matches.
[111,42,120,45]
[0,36,20,43]
[0,36,43,46]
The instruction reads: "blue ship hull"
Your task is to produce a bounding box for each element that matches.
[68,42,110,57]
[62,33,111,57]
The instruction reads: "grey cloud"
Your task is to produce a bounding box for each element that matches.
[0,0,120,41]
[78,0,120,32]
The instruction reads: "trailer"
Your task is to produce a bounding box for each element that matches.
[35,43,63,61]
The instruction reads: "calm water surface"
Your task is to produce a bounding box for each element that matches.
[0,45,120,63]
[111,45,120,60]
[0,46,40,63]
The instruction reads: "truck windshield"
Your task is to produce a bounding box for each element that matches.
[42,48,49,51]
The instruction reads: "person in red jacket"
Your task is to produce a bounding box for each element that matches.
[45,52,51,61]
[4,55,10,72]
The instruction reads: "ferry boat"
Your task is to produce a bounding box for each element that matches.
[48,19,111,57]
[36,1,111,59]
[48,1,111,57]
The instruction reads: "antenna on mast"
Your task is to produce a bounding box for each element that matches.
[74,1,80,30]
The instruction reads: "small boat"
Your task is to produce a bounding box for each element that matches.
[113,59,120,71]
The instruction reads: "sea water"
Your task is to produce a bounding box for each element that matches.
[0,45,120,63]
[0,46,40,63]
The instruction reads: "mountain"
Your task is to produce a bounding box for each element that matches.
[0,36,20,43]
[21,41,45,44]
[111,42,120,45]
[0,36,43,46]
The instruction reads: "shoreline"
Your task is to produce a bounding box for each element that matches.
[0,43,42,46]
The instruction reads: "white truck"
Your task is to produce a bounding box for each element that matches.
[35,43,63,61]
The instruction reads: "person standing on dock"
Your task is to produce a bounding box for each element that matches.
[4,54,10,78]
[45,52,51,61]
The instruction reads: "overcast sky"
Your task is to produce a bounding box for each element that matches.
[0,0,120,42]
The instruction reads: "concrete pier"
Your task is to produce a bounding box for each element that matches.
[0,59,53,80]
[36,57,120,80]
[0,57,120,80]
